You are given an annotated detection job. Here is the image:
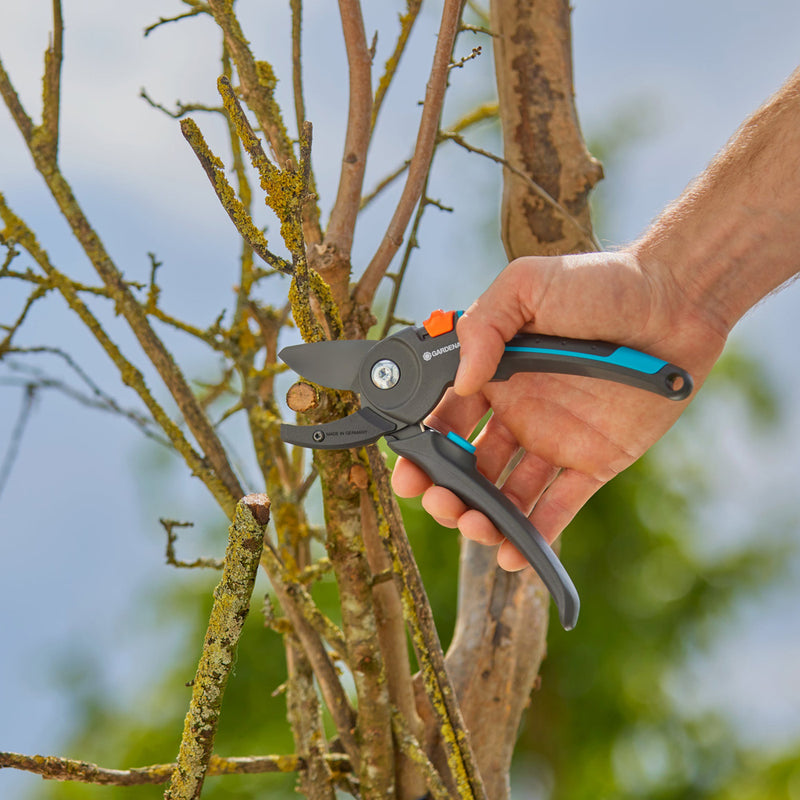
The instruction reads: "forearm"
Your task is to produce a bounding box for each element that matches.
[632,68,800,336]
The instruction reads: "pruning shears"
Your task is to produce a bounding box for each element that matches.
[279,309,693,630]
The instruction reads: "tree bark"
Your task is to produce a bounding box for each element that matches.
[492,0,602,258]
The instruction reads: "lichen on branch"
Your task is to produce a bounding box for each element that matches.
[164,494,270,800]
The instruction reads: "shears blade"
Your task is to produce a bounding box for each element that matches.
[281,407,397,449]
[278,340,375,391]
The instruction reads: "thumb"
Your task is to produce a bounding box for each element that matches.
[453,259,546,396]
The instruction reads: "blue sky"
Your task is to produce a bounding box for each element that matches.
[2,1,800,796]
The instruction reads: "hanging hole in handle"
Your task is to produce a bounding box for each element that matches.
[666,372,684,393]
[664,371,693,400]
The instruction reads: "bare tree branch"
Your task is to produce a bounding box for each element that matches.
[0,41,245,511]
[0,198,239,513]
[259,543,360,768]
[40,0,63,162]
[162,519,224,570]
[144,5,210,37]
[354,0,465,309]
[379,175,430,339]
[140,88,222,119]
[290,0,307,138]
[359,486,426,799]
[165,494,269,800]
[325,0,373,259]
[0,352,169,446]
[180,117,293,275]
[0,382,36,501]
[0,750,351,785]
[365,444,487,800]
[205,0,323,245]
[371,0,423,133]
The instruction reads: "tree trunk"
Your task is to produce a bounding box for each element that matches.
[444,2,602,797]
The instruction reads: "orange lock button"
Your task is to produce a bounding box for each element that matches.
[423,309,456,337]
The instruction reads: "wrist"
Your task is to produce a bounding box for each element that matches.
[631,70,800,338]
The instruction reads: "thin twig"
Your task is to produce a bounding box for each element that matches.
[459,22,497,37]
[354,0,465,308]
[448,101,498,133]
[1,50,245,512]
[0,354,169,446]
[290,0,307,145]
[449,45,482,71]
[0,383,36,502]
[144,6,210,37]
[287,0,323,249]
[0,284,48,351]
[360,158,410,210]
[361,102,495,212]
[0,56,34,142]
[140,88,222,120]
[379,178,429,339]
[180,118,293,275]
[371,0,423,134]
[0,199,238,516]
[219,46,258,334]
[440,130,602,250]
[0,750,351,786]
[162,519,224,570]
[292,466,318,504]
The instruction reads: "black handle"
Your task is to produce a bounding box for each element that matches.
[493,333,693,400]
[386,426,580,630]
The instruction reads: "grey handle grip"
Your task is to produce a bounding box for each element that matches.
[386,426,580,630]
[494,333,693,400]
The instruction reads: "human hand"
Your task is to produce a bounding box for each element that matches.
[391,250,728,570]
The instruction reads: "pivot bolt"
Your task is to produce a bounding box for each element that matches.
[371,359,400,390]
[312,430,325,442]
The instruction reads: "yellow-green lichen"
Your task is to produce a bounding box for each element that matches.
[166,498,267,799]
[255,60,278,92]
[288,274,324,342]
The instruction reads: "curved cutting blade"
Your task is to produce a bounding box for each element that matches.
[279,340,375,390]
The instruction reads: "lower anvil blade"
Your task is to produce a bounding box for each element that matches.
[281,408,397,449]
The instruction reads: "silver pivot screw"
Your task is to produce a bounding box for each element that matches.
[371,359,400,390]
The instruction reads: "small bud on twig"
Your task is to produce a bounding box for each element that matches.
[348,464,369,490]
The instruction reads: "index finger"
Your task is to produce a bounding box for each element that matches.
[390,388,489,498]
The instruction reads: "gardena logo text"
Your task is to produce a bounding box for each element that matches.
[422,341,460,361]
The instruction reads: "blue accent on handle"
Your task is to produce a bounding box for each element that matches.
[446,431,476,454]
[503,345,667,375]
